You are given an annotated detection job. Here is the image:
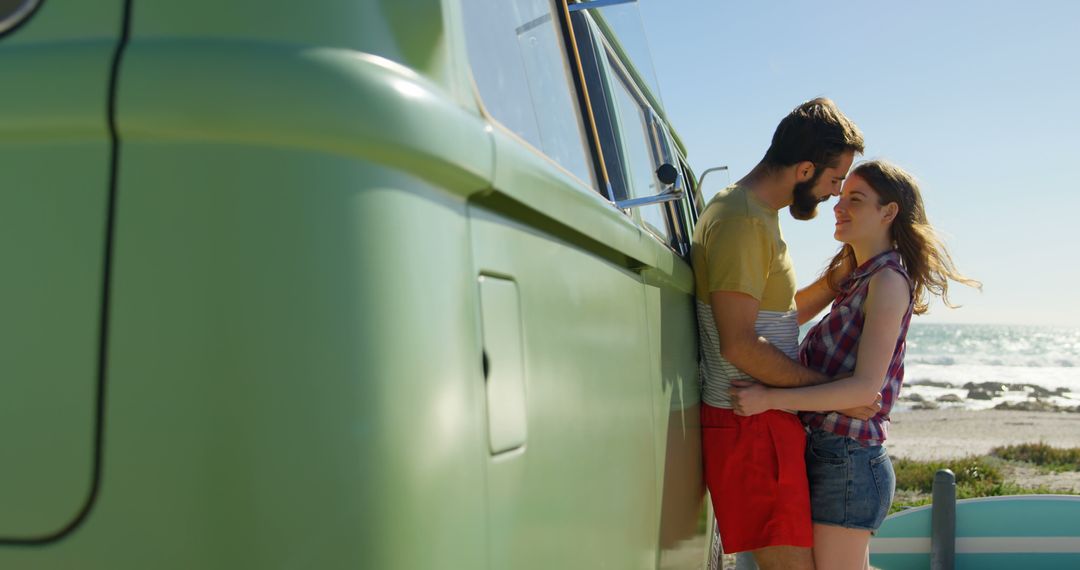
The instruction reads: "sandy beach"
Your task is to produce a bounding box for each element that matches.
[887,408,1080,493]
[887,408,1080,460]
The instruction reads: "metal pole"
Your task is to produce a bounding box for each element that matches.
[697,166,728,189]
[931,469,956,570]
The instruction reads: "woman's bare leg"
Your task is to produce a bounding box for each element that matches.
[812,523,871,570]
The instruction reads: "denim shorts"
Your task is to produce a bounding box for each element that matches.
[805,428,896,531]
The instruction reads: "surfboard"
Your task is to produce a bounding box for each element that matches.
[870,495,1080,569]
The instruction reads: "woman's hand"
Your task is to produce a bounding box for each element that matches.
[836,393,883,421]
[729,379,774,416]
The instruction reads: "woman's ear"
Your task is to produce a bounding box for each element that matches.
[882,202,900,224]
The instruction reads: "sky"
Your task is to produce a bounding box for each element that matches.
[630,0,1080,326]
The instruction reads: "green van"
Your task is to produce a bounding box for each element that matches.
[0,0,712,567]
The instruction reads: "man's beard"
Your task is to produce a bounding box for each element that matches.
[789,171,825,220]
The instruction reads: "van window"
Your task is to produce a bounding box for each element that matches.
[569,11,624,203]
[462,0,594,187]
[608,63,670,242]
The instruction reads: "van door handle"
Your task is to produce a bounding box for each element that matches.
[477,275,527,455]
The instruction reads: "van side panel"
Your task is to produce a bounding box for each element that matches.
[107,41,490,570]
[122,0,463,102]
[642,266,706,567]
[472,131,661,569]
[0,7,495,569]
[1,140,491,569]
[0,0,125,540]
[98,149,488,568]
[0,0,709,566]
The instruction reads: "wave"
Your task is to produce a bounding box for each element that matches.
[910,356,958,366]
[904,361,1080,392]
[907,355,1078,368]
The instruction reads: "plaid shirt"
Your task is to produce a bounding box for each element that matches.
[798,250,914,445]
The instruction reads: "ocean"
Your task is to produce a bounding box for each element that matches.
[803,323,1080,412]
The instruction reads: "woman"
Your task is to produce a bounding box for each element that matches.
[730,160,980,570]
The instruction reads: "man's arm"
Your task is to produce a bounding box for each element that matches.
[794,255,854,325]
[794,274,834,326]
[711,290,829,387]
[734,269,910,412]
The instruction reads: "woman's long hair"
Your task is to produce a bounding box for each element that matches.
[824,160,981,315]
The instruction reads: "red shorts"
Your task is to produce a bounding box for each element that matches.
[701,403,813,553]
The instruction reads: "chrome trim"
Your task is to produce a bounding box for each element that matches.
[697,165,728,189]
[568,0,638,13]
[616,172,685,209]
[615,190,684,209]
[604,181,616,203]
[0,0,42,36]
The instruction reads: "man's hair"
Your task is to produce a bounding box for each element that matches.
[762,97,864,171]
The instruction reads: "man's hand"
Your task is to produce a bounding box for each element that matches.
[836,393,883,421]
[829,250,857,286]
[729,379,774,416]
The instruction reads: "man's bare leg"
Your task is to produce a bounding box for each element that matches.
[751,545,814,570]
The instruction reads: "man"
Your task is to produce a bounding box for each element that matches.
[691,98,871,570]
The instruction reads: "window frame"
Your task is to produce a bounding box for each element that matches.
[460,0,602,193]
[604,54,671,237]
[462,0,700,256]
[596,31,686,250]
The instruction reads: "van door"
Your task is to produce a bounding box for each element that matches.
[569,5,709,566]
[0,0,126,541]
[462,0,663,567]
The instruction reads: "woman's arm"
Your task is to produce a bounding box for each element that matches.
[731,268,910,415]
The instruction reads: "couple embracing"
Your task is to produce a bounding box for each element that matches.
[691,98,978,569]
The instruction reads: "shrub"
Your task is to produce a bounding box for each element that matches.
[990,442,1080,472]
[893,456,1002,493]
[890,481,1058,514]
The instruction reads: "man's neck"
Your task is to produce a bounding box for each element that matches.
[736,163,794,211]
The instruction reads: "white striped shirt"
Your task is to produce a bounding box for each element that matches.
[696,301,800,409]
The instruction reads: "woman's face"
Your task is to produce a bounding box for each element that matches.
[833,175,895,245]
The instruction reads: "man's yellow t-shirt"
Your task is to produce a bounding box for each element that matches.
[690,185,799,408]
